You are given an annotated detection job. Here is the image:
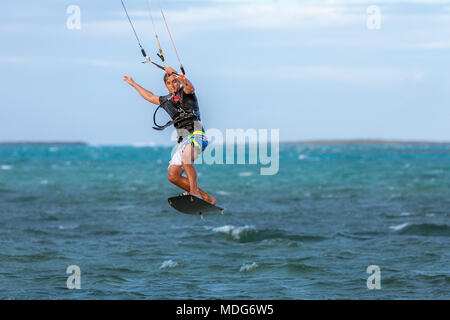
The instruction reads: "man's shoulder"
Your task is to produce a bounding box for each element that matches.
[159,93,172,105]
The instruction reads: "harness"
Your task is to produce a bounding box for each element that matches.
[152,92,201,142]
[152,106,197,131]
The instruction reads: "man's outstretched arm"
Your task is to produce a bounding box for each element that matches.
[123,75,160,105]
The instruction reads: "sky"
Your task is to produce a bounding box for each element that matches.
[1,0,450,145]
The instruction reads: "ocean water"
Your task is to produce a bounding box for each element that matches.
[0,144,449,299]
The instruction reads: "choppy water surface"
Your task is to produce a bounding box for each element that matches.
[0,144,449,299]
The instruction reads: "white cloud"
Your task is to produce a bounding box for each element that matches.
[79,1,450,39]
[0,56,131,68]
[404,41,450,49]
[327,0,450,3]
[208,65,426,84]
[154,5,362,30]
[0,56,32,63]
[210,0,450,4]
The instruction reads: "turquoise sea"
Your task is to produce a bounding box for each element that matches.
[0,144,449,299]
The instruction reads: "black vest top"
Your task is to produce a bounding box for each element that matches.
[158,87,203,139]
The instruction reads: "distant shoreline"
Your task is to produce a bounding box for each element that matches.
[281,139,450,146]
[0,140,449,146]
[0,142,88,146]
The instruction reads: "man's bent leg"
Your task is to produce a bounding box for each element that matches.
[168,165,216,205]
[181,144,200,197]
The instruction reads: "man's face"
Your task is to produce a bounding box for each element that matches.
[165,75,180,94]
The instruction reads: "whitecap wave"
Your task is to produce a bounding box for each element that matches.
[1,165,12,170]
[160,260,178,270]
[389,223,409,231]
[58,225,78,230]
[240,262,258,272]
[212,225,256,240]
[216,190,231,196]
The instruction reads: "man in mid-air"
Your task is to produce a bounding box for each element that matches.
[123,67,216,205]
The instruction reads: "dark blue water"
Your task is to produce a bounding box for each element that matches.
[0,144,449,299]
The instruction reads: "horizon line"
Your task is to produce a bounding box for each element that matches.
[1,139,450,146]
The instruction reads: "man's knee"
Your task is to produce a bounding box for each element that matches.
[168,167,182,183]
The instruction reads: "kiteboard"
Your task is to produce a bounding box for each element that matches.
[168,194,223,217]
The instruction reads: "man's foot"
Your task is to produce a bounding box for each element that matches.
[190,189,203,199]
[191,190,216,206]
[202,194,216,206]
[207,196,217,206]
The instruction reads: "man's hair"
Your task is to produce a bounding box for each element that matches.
[163,73,171,83]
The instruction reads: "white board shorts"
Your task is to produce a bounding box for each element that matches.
[168,131,208,170]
